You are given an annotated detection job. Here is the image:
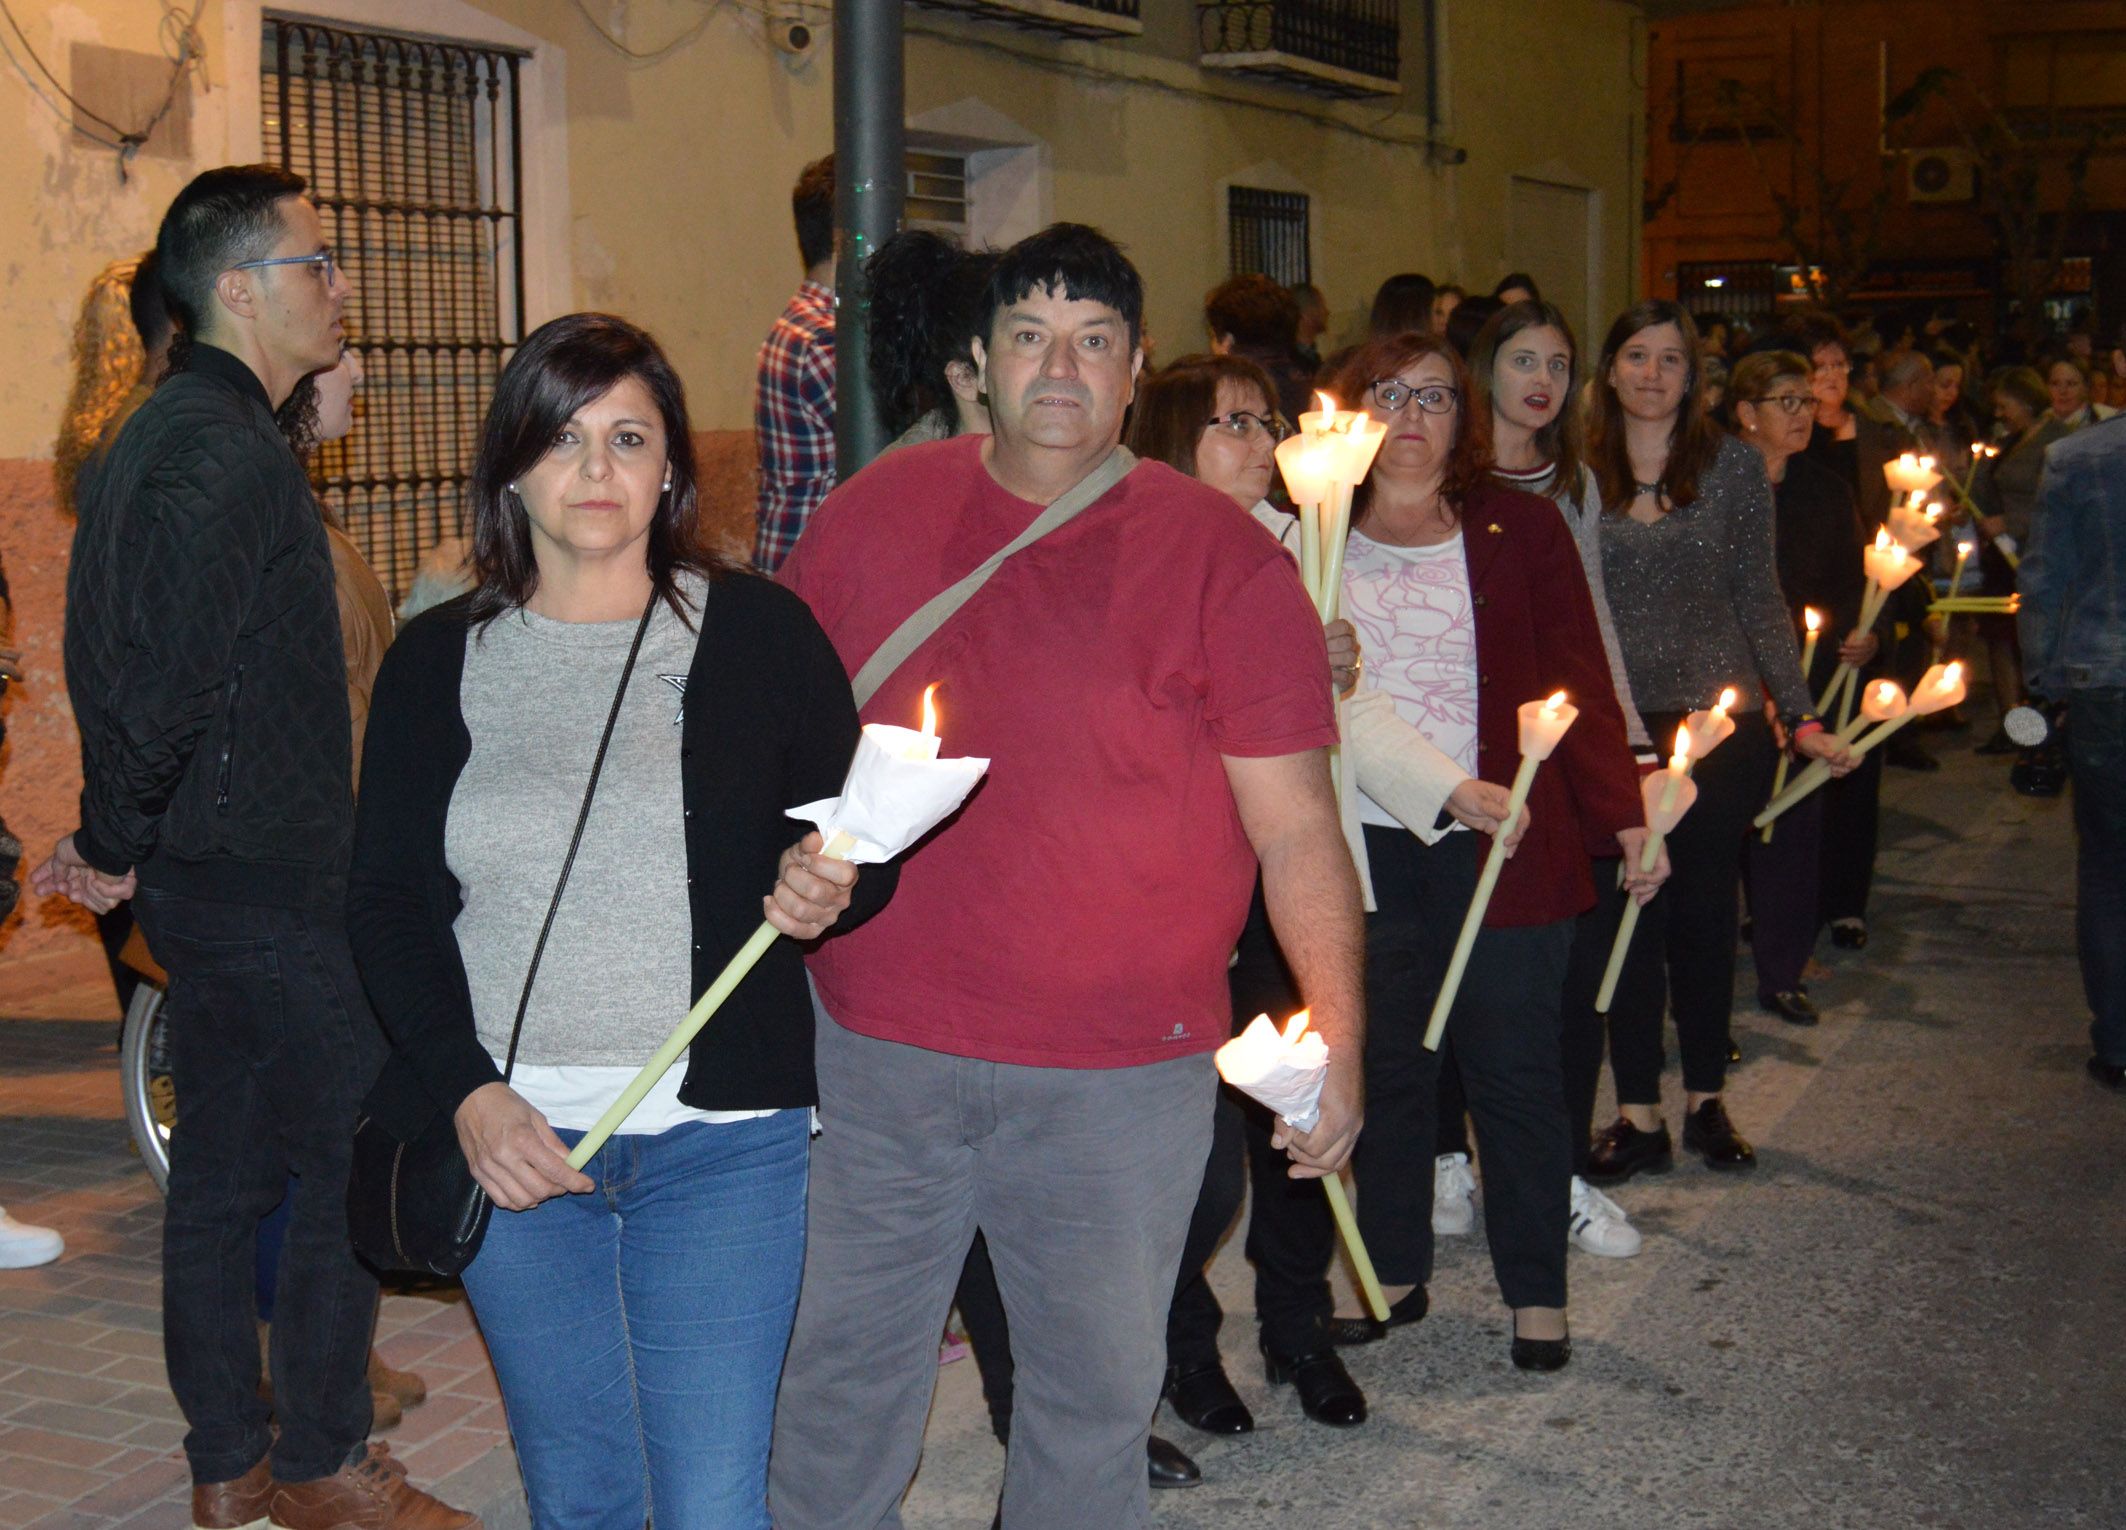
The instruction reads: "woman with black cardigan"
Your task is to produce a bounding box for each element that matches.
[1731,350,1876,1023]
[349,314,891,1529]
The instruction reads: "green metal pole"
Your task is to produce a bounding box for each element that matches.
[833,0,905,478]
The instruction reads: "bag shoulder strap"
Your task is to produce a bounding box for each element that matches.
[499,594,658,1081]
[849,445,1138,708]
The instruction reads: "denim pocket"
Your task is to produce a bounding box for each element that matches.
[159,933,285,1065]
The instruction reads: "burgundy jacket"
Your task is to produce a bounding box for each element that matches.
[1458,479,1644,926]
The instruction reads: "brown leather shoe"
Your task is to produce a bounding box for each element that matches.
[194,1456,272,1530]
[368,1350,428,1408]
[268,1445,478,1530]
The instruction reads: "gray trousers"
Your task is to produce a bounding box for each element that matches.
[769,1003,1217,1530]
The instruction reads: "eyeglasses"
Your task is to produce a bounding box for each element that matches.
[1370,379,1460,415]
[1203,410,1291,443]
[229,248,339,282]
[1747,393,1814,416]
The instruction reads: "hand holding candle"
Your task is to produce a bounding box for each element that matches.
[1216,1011,1389,1323]
[567,686,990,1168]
[1422,691,1577,1051]
[1820,531,1925,724]
[1597,726,1699,1012]
[1757,663,1965,828]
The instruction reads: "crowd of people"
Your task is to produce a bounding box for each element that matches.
[11,147,2121,1530]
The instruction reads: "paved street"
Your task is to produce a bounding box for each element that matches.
[2,731,2120,1528]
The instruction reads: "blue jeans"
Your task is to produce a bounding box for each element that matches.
[462,1111,810,1530]
[2071,688,2126,1066]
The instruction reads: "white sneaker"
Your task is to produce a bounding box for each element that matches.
[0,1207,63,1269]
[1432,1153,1477,1236]
[1569,1176,1642,1258]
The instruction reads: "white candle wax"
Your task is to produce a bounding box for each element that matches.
[1515,691,1578,760]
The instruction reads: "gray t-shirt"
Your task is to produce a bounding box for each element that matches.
[448,583,701,1068]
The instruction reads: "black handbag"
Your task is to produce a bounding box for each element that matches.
[348,596,656,1277]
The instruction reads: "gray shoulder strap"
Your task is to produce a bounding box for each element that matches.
[849,444,1138,708]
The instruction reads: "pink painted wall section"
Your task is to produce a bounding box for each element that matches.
[0,456,98,965]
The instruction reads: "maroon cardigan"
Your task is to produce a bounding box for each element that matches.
[1457,480,1643,926]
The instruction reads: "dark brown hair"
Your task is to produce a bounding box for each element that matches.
[1124,352,1277,478]
[793,154,835,271]
[1586,299,1722,514]
[1468,299,1583,491]
[466,313,728,627]
[1204,274,1299,350]
[1330,331,1493,517]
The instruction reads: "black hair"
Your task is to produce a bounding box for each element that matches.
[865,229,999,438]
[1368,273,1436,338]
[128,249,174,362]
[1492,271,1541,302]
[979,222,1144,348]
[466,313,729,626]
[1205,273,1300,350]
[793,155,836,271]
[154,163,308,344]
[1444,295,1503,358]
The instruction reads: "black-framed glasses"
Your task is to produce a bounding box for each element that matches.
[230,248,339,282]
[1748,393,1814,416]
[1203,410,1291,443]
[1370,378,1460,415]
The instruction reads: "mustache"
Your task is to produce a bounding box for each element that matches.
[1022,378,1092,408]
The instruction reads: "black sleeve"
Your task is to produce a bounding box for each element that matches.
[346,612,503,1116]
[775,585,900,931]
[76,443,274,875]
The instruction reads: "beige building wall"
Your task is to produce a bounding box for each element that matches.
[0,0,1641,973]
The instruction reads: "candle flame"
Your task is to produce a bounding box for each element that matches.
[1314,391,1338,429]
[1673,723,1693,763]
[919,682,940,740]
[1874,527,1895,551]
[1926,504,1941,523]
[1971,442,1984,457]
[1919,455,1935,471]
[1942,661,1964,687]
[1281,1009,1311,1045]
[1543,689,1567,716]
[1877,681,1898,705]
[1804,607,1822,632]
[1717,686,1737,713]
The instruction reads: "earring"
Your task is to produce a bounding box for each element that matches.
[662,478,672,493]
[506,483,518,496]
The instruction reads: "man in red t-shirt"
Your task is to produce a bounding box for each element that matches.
[770,224,1364,1530]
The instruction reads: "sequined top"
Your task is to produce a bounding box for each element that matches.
[1598,433,1809,716]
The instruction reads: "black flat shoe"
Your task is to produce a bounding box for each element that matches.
[1829,920,1869,950]
[1759,989,1819,1026]
[1583,1119,1673,1185]
[1682,1097,1756,1171]
[2089,1057,2126,1091]
[1327,1285,1426,1346]
[1147,1434,1200,1490]
[1164,1360,1253,1435]
[1261,1341,1367,1427]
[1510,1334,1572,1372]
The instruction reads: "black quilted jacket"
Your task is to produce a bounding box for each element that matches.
[65,343,354,908]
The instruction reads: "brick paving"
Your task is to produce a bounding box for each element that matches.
[0,1020,526,1530]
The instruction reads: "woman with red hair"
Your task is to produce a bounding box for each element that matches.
[1294,331,1659,1370]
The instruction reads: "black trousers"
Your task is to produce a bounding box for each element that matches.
[1166,890,1339,1364]
[1610,710,1776,1101]
[132,889,383,1485]
[1560,861,1665,1172]
[1356,828,1572,1310]
[1818,745,1883,926]
[1745,789,1825,997]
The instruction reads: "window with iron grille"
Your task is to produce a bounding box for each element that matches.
[261,15,525,602]
[1229,187,1311,288]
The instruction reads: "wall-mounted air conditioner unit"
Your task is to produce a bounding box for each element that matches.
[1907,148,1977,205]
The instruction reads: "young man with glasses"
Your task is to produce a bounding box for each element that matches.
[36,165,474,1530]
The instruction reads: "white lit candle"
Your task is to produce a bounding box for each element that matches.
[1684,687,1738,764]
[1598,726,1698,1012]
[1883,452,1942,496]
[1424,692,1576,1050]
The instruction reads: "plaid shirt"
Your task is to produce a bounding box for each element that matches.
[753,279,837,571]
